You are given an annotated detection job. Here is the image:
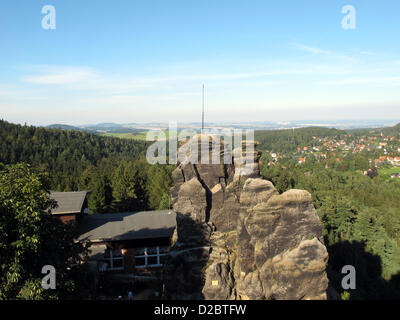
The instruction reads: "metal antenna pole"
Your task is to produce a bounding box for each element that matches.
[202,84,204,132]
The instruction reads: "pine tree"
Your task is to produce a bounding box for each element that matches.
[88,171,112,214]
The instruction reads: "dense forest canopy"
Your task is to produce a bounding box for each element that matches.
[0,120,174,213]
[348,122,400,137]
[257,123,400,299]
[255,127,345,153]
[261,161,400,299]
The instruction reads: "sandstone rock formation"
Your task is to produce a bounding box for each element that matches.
[163,134,329,300]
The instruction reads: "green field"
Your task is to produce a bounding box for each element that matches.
[102,130,175,141]
[379,166,400,179]
[102,131,149,141]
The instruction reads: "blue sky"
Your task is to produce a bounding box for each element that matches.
[0,0,400,125]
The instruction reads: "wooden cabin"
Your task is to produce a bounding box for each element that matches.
[49,191,89,224]
[77,210,176,280]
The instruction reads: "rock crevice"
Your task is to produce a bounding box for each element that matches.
[163,135,329,300]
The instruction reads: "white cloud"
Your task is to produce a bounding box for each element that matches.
[17,61,357,95]
[20,66,99,84]
[320,76,400,86]
[293,43,357,63]
[6,54,400,124]
[295,44,332,55]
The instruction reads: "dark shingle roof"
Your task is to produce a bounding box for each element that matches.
[77,210,176,241]
[49,191,88,215]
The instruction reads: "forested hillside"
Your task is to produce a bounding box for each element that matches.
[2,119,400,299]
[258,123,400,299]
[255,127,345,153]
[0,120,174,213]
[348,123,400,138]
[261,161,400,299]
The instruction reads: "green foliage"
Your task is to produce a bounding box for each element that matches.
[274,169,294,193]
[4,119,398,299]
[0,120,148,191]
[110,159,148,212]
[0,163,91,299]
[158,192,171,210]
[341,291,350,300]
[261,159,400,299]
[146,164,174,209]
[0,120,173,214]
[255,127,344,153]
[88,171,113,214]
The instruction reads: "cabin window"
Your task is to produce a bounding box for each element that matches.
[104,249,124,271]
[135,246,169,268]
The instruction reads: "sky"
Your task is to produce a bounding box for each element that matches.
[0,0,400,126]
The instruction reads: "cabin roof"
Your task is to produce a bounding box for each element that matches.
[49,191,89,215]
[77,210,176,242]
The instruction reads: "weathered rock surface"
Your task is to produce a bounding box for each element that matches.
[163,134,329,300]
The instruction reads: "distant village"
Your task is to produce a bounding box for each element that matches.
[263,132,400,179]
